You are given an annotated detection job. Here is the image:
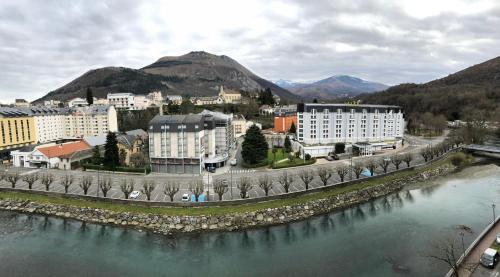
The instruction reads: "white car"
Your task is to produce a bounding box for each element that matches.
[129,191,141,199]
[230,159,237,166]
[181,193,190,202]
[497,233,500,244]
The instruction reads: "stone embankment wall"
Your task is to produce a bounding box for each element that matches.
[0,164,452,235]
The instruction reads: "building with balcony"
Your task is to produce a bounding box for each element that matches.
[65,105,118,138]
[18,107,66,143]
[0,108,36,154]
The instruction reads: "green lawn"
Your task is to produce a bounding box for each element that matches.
[490,241,500,251]
[267,148,287,163]
[0,156,453,217]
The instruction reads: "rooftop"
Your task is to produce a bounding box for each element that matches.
[0,107,30,117]
[38,141,91,158]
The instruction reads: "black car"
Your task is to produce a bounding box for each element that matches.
[207,167,216,173]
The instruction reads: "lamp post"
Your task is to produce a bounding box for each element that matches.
[459,232,465,256]
[492,203,496,223]
[230,168,233,200]
[96,163,102,197]
[349,150,353,180]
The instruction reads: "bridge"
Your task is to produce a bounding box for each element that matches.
[464,144,500,154]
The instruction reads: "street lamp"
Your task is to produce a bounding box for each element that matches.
[230,168,233,200]
[96,163,102,197]
[459,232,465,256]
[349,150,353,180]
[492,203,496,223]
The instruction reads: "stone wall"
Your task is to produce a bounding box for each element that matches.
[0,163,453,235]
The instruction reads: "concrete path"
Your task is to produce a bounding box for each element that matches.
[460,220,500,277]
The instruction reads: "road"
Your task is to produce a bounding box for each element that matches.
[464,220,500,277]
[0,133,448,202]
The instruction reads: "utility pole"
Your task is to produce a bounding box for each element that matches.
[493,203,496,223]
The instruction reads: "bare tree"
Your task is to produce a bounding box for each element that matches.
[237,176,253,199]
[6,172,20,188]
[0,171,6,182]
[336,165,350,182]
[79,176,93,195]
[258,174,273,196]
[98,177,112,197]
[299,170,314,190]
[366,159,377,176]
[163,181,180,202]
[352,162,365,179]
[403,153,413,168]
[189,180,204,202]
[213,178,228,201]
[391,154,403,170]
[60,174,74,193]
[420,148,430,162]
[40,173,55,191]
[316,167,333,186]
[22,173,38,189]
[378,158,390,173]
[424,234,476,277]
[278,171,294,193]
[141,180,156,201]
[120,179,135,199]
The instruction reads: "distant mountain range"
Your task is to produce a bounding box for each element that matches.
[274,75,388,100]
[358,56,500,120]
[36,51,302,103]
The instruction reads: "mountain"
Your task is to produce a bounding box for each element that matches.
[358,56,500,120]
[36,51,302,103]
[275,75,388,100]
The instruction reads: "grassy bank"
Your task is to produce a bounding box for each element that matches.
[0,156,453,217]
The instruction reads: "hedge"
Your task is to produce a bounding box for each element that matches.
[83,164,151,174]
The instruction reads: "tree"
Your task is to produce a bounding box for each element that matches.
[420,147,430,162]
[119,148,127,166]
[241,124,268,165]
[22,173,38,189]
[316,167,333,186]
[378,158,390,173]
[141,180,156,201]
[278,171,293,193]
[6,172,20,188]
[299,170,314,190]
[258,175,273,196]
[258,88,275,106]
[335,143,346,154]
[391,154,403,170]
[271,147,278,165]
[86,87,94,105]
[288,121,296,134]
[91,146,101,164]
[336,165,350,182]
[366,159,377,176]
[0,171,6,183]
[403,153,413,168]
[120,179,135,199]
[450,152,467,167]
[104,132,120,168]
[79,176,93,195]
[40,173,54,191]
[130,152,148,168]
[238,177,253,199]
[99,177,112,197]
[213,179,228,201]
[189,180,204,202]
[163,181,180,202]
[284,136,292,153]
[424,234,476,277]
[313,98,318,103]
[60,174,74,193]
[352,162,365,179]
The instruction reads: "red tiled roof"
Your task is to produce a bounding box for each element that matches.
[38,141,91,158]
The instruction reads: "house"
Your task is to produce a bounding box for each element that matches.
[11,140,91,169]
[165,95,183,105]
[232,114,262,138]
[117,133,146,166]
[273,105,298,133]
[68,97,90,107]
[190,96,224,106]
[14,99,30,107]
[259,105,274,115]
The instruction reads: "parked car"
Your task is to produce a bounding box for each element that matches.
[181,193,190,202]
[332,154,339,160]
[129,191,141,199]
[496,233,500,244]
[208,167,216,173]
[325,156,333,161]
[230,159,237,166]
[480,248,499,268]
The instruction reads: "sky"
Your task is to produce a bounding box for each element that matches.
[0,0,499,103]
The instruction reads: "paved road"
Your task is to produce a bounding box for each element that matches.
[464,220,500,277]
[0,133,448,202]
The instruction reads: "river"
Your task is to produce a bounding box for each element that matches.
[1,164,500,277]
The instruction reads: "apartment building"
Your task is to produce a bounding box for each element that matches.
[65,105,118,138]
[107,93,135,109]
[18,107,66,143]
[148,112,234,174]
[0,108,36,153]
[296,103,405,157]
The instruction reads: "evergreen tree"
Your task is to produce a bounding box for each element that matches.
[91,146,101,164]
[313,98,318,103]
[86,88,94,105]
[288,121,296,134]
[241,125,268,165]
[258,88,275,106]
[103,132,120,168]
[284,136,292,153]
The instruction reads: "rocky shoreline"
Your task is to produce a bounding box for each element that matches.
[0,164,453,235]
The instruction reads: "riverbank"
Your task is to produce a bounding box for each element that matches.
[0,155,459,235]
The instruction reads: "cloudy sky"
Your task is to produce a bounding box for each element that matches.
[1,0,499,103]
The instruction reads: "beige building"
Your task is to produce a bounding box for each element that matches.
[18,107,66,143]
[219,86,241,104]
[232,114,262,138]
[65,105,118,138]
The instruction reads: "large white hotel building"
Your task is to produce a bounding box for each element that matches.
[296,103,405,157]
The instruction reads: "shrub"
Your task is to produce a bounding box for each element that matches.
[450,152,467,167]
[305,153,311,161]
[335,143,346,154]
